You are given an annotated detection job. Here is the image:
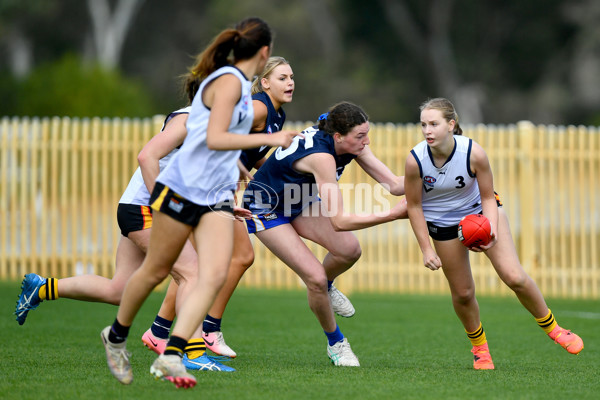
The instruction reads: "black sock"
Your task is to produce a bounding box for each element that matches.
[202,314,222,333]
[150,315,173,339]
[108,319,130,344]
[164,335,187,357]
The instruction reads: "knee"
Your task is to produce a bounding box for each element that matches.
[231,250,254,271]
[143,263,172,286]
[172,259,199,285]
[337,241,362,264]
[106,283,126,305]
[504,271,529,291]
[348,243,362,263]
[202,265,229,290]
[304,274,328,295]
[452,287,476,305]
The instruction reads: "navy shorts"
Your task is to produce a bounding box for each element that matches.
[149,182,233,227]
[117,203,153,237]
[244,198,316,234]
[246,211,298,233]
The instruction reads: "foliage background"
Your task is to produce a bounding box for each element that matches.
[1,0,599,125]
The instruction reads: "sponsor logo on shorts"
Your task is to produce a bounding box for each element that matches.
[264,213,278,221]
[168,198,184,213]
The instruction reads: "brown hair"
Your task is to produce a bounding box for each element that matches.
[318,102,369,136]
[251,56,290,95]
[419,97,463,135]
[182,17,272,104]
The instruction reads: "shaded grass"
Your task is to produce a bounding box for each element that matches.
[1,280,598,399]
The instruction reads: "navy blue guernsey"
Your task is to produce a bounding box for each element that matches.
[238,91,286,170]
[243,126,356,216]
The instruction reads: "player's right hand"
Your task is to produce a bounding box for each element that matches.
[272,130,304,149]
[423,249,442,271]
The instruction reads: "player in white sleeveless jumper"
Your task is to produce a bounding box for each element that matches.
[99,18,300,388]
[13,108,193,332]
[14,98,236,372]
[142,57,296,360]
[405,97,583,371]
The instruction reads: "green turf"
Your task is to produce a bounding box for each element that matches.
[2,280,598,399]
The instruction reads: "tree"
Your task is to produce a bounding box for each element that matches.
[86,0,145,69]
[378,0,484,123]
[0,0,52,78]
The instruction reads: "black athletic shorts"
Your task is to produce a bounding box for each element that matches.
[149,182,234,227]
[427,191,503,241]
[117,203,153,237]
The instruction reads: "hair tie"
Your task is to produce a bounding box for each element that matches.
[318,112,329,121]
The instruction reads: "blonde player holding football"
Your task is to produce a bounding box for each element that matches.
[405,97,584,370]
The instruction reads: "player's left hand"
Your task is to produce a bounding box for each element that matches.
[470,228,497,252]
[389,198,408,220]
[233,206,252,221]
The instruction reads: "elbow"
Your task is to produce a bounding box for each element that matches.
[206,135,229,151]
[137,150,150,167]
[330,217,346,232]
[390,185,405,196]
[390,177,405,196]
[206,136,218,150]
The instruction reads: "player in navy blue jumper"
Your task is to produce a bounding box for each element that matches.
[243,101,407,366]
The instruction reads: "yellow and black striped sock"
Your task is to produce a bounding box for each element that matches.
[164,335,187,357]
[466,322,487,346]
[37,278,59,301]
[184,338,207,360]
[535,309,557,334]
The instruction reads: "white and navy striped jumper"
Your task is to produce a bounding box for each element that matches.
[157,65,253,206]
[118,107,191,206]
[410,135,482,227]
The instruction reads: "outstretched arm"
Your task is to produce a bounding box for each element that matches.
[204,74,301,151]
[294,153,404,231]
[356,145,404,196]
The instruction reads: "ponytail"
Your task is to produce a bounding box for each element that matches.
[181,17,272,104]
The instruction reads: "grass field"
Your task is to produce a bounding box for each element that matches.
[1,280,598,400]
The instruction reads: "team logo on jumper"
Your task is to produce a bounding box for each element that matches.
[237,93,250,124]
[423,175,436,193]
[423,176,436,185]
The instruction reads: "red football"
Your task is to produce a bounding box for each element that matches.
[458,214,492,248]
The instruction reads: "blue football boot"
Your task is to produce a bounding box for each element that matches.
[15,273,46,325]
[182,353,235,372]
